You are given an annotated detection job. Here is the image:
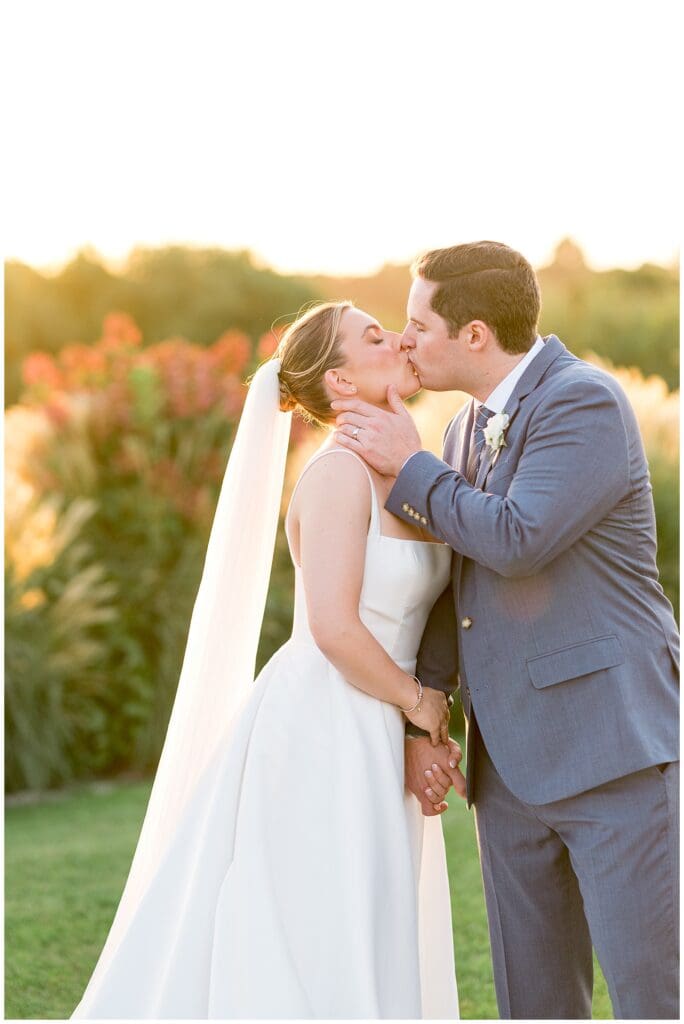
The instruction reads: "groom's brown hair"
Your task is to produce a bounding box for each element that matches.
[412,241,541,354]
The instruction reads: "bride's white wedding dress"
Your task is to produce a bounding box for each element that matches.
[72,447,460,1020]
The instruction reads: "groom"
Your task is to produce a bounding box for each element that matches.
[331,241,679,1020]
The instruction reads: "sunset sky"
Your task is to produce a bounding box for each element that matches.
[4,0,680,276]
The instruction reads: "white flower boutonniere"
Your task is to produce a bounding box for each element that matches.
[483,412,510,465]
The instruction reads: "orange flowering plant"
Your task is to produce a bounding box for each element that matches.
[6,315,309,791]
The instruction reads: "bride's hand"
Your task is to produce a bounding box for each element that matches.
[403,687,450,746]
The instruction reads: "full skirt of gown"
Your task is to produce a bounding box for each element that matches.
[72,448,460,1019]
[73,638,459,1018]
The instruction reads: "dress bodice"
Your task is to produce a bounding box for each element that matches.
[285,448,453,675]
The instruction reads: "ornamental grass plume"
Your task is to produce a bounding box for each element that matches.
[584,352,679,461]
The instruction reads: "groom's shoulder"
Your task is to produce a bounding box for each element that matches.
[531,349,635,435]
[539,348,626,405]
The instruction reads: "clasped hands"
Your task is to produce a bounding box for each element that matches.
[405,734,467,816]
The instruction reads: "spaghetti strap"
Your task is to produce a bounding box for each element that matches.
[285,447,381,539]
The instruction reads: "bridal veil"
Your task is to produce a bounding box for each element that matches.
[75,358,291,997]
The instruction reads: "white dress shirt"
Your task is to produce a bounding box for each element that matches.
[399,334,546,474]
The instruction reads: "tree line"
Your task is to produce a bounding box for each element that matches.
[5,239,678,408]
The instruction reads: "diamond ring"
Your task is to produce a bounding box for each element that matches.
[352,427,360,440]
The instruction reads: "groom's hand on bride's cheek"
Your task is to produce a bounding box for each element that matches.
[331,386,422,476]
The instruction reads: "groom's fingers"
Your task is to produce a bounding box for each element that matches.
[330,398,376,415]
[447,766,467,800]
[386,384,408,415]
[447,737,463,768]
[336,425,369,444]
[334,432,364,452]
[334,412,369,429]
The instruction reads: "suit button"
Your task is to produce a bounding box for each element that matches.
[461,616,473,630]
[402,503,410,512]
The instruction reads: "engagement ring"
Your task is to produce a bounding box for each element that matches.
[352,427,360,440]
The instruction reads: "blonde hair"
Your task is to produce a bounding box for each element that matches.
[273,301,353,425]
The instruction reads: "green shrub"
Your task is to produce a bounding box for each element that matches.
[5,498,117,790]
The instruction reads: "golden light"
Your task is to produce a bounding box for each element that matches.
[3,0,680,277]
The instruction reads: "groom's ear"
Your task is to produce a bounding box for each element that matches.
[464,320,489,353]
[324,368,358,398]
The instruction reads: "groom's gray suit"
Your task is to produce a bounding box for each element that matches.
[387,334,679,1019]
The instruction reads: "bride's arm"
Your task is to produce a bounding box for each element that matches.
[293,452,449,745]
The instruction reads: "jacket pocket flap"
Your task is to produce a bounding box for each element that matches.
[527,635,624,689]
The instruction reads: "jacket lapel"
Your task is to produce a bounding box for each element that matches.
[458,400,475,476]
[446,400,474,602]
[479,334,567,489]
[499,334,566,430]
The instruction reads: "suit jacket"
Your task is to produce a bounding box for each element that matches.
[388,334,679,806]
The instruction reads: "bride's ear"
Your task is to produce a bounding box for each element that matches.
[324,368,358,398]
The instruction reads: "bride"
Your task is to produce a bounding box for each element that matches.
[71,301,462,1019]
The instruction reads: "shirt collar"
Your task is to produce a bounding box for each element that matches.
[475,334,546,414]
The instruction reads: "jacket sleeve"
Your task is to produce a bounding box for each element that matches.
[415,582,460,695]
[387,378,632,579]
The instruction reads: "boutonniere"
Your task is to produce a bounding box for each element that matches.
[483,412,510,466]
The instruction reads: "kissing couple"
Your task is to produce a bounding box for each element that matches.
[72,241,679,1020]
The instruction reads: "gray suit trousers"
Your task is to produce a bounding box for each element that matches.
[471,715,679,1019]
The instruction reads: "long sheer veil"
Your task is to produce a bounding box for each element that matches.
[74,357,292,1002]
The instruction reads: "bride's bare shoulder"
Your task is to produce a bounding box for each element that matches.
[290,444,371,518]
[287,444,372,569]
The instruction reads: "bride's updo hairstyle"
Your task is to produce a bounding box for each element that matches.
[274,301,353,425]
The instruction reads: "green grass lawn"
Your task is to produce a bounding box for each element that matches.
[5,777,612,1020]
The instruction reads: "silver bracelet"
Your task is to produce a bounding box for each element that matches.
[399,675,423,714]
